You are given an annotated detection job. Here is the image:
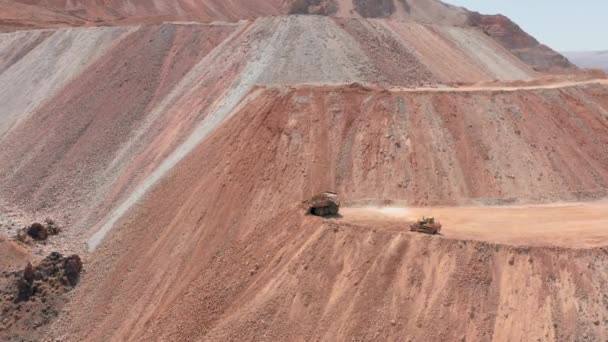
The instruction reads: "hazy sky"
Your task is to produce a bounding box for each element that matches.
[444,0,607,52]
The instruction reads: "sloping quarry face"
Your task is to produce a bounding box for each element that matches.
[0,1,607,342]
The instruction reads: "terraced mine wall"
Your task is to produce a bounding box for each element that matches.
[0,19,538,242]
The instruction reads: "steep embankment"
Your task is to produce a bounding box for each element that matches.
[48,84,608,341]
[0,0,573,71]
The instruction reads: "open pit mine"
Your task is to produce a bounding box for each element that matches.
[0,0,607,341]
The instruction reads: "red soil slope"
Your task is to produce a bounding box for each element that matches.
[46,85,608,341]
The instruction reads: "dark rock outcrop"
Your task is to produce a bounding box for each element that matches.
[63,255,83,287]
[26,222,47,241]
[0,252,83,340]
[7,252,82,303]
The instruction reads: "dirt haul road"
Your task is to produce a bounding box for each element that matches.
[340,201,608,248]
[396,78,608,92]
[272,78,608,93]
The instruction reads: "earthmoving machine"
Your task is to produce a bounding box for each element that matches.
[410,217,442,235]
[305,192,340,217]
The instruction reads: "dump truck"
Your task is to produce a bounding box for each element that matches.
[304,192,340,217]
[410,217,442,235]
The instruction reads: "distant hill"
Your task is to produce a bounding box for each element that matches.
[562,51,608,71]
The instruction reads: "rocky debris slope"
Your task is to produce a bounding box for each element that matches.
[61,201,608,341]
[0,252,82,341]
[0,0,574,72]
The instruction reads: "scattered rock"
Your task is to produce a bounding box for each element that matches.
[508,256,515,265]
[23,263,35,283]
[27,223,48,241]
[0,252,83,340]
[16,220,62,243]
[45,218,61,236]
[63,255,83,287]
[10,252,82,303]
[16,262,36,302]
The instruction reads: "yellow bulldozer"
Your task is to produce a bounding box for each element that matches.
[410,217,442,235]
